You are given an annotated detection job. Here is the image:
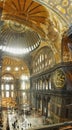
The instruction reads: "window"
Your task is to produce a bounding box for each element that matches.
[1,84,4,90]
[42,63,44,68]
[2,92,4,97]
[49,59,52,65]
[32,47,55,74]
[42,54,44,61]
[49,80,51,90]
[11,84,14,90]
[6,91,9,97]
[38,59,39,64]
[1,75,14,99]
[43,82,45,89]
[5,84,9,90]
[46,81,48,90]
[36,62,37,66]
[45,61,48,67]
[40,55,41,62]
[38,82,40,90]
[40,80,42,90]
[11,92,14,97]
[21,81,26,90]
[36,83,37,90]
[45,54,47,59]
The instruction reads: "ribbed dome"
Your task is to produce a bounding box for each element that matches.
[0,21,41,54]
[1,0,49,38]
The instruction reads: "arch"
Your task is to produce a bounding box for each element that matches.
[32,46,55,74]
[33,0,70,25]
[1,72,15,79]
[61,28,72,62]
[2,56,30,79]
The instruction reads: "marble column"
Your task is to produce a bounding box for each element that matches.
[46,97,48,118]
[0,49,2,112]
[42,97,44,115]
[35,94,37,110]
[38,98,40,110]
[15,79,20,105]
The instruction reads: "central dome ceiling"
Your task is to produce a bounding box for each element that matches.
[0,0,50,54]
[0,0,70,59]
[1,0,49,38]
[0,0,65,55]
[1,21,41,54]
[0,0,71,80]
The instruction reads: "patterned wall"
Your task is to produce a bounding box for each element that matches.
[34,0,72,25]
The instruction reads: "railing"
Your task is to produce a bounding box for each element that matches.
[31,62,72,79]
[27,121,72,130]
[35,90,72,96]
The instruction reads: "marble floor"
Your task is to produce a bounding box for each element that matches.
[1,109,46,130]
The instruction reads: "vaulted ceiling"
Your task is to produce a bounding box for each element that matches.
[2,56,30,79]
[0,0,71,78]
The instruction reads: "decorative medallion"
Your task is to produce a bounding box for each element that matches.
[53,69,66,88]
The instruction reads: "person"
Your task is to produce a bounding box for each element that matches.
[12,121,16,129]
[6,124,10,130]
[6,118,10,130]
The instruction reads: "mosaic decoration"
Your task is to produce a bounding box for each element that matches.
[8,21,28,33]
[34,0,72,25]
[53,69,66,88]
[1,0,49,39]
[2,56,30,78]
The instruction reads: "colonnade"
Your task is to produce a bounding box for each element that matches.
[35,94,50,118]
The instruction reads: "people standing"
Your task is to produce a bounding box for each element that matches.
[6,123,10,130]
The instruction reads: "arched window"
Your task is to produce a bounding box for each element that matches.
[1,74,14,98]
[32,46,55,74]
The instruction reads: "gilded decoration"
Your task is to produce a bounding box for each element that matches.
[1,0,49,39]
[2,56,30,78]
[53,69,66,88]
[0,0,65,59]
[8,21,28,33]
[1,21,41,51]
[34,0,72,24]
[0,0,71,64]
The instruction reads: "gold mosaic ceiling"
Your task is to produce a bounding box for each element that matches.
[0,0,71,78]
[0,0,69,54]
[0,0,69,43]
[0,0,71,43]
[2,56,30,78]
[34,0,72,25]
[0,0,49,39]
[0,0,50,78]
